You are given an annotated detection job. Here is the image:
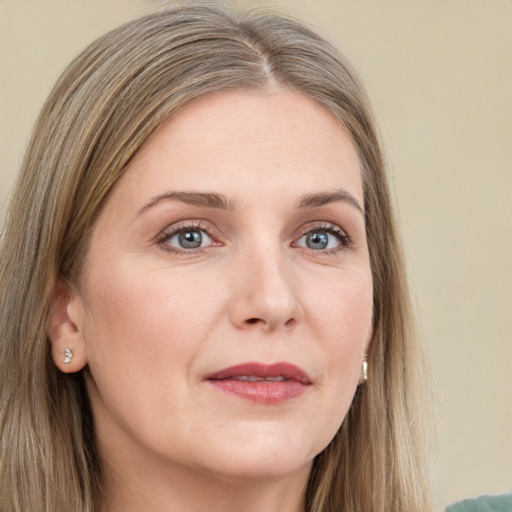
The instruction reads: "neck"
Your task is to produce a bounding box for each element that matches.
[99,455,309,512]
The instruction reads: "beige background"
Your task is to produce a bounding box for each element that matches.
[1,0,511,509]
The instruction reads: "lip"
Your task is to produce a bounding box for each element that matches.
[205,362,312,404]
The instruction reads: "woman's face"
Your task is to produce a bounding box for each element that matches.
[64,90,373,484]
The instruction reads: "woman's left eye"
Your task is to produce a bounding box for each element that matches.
[295,226,348,251]
[161,227,213,251]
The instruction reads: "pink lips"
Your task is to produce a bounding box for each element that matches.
[205,362,311,404]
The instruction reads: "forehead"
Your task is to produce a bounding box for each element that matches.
[113,89,363,207]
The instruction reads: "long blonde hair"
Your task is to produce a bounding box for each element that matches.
[0,4,431,511]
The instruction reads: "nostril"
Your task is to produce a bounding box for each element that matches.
[244,317,297,328]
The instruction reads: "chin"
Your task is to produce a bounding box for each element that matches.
[207,454,313,484]
[192,426,326,483]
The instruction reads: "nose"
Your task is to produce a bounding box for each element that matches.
[228,246,304,332]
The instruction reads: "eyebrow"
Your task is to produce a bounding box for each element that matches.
[136,191,235,217]
[136,188,364,217]
[297,190,364,215]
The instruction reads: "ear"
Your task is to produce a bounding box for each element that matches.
[48,280,88,373]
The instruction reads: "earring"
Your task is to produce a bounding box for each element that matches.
[64,348,73,364]
[359,355,368,385]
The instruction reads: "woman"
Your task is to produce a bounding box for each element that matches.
[0,4,431,511]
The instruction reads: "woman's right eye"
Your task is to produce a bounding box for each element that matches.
[159,226,214,252]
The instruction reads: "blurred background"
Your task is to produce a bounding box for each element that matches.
[1,1,510,509]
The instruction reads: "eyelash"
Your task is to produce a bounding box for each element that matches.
[156,220,217,255]
[156,220,351,255]
[294,222,352,255]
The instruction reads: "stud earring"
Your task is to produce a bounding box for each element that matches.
[359,355,368,385]
[64,348,73,364]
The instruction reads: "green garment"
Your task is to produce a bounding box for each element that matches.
[446,493,512,512]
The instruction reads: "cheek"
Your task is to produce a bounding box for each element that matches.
[87,258,205,329]
[80,261,223,384]
[309,267,372,408]
[312,266,373,345]
[79,262,227,446]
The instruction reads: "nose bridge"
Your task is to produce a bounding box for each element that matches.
[229,230,302,331]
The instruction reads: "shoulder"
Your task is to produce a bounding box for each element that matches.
[446,493,512,512]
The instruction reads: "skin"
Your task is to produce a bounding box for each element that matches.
[49,89,373,512]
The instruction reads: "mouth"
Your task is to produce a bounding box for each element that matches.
[205,362,312,404]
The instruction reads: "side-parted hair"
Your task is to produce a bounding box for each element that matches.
[0,4,431,511]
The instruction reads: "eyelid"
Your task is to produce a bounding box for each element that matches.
[292,221,351,251]
[156,219,222,254]
[155,219,352,256]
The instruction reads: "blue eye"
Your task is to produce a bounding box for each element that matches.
[296,227,347,251]
[163,228,213,250]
